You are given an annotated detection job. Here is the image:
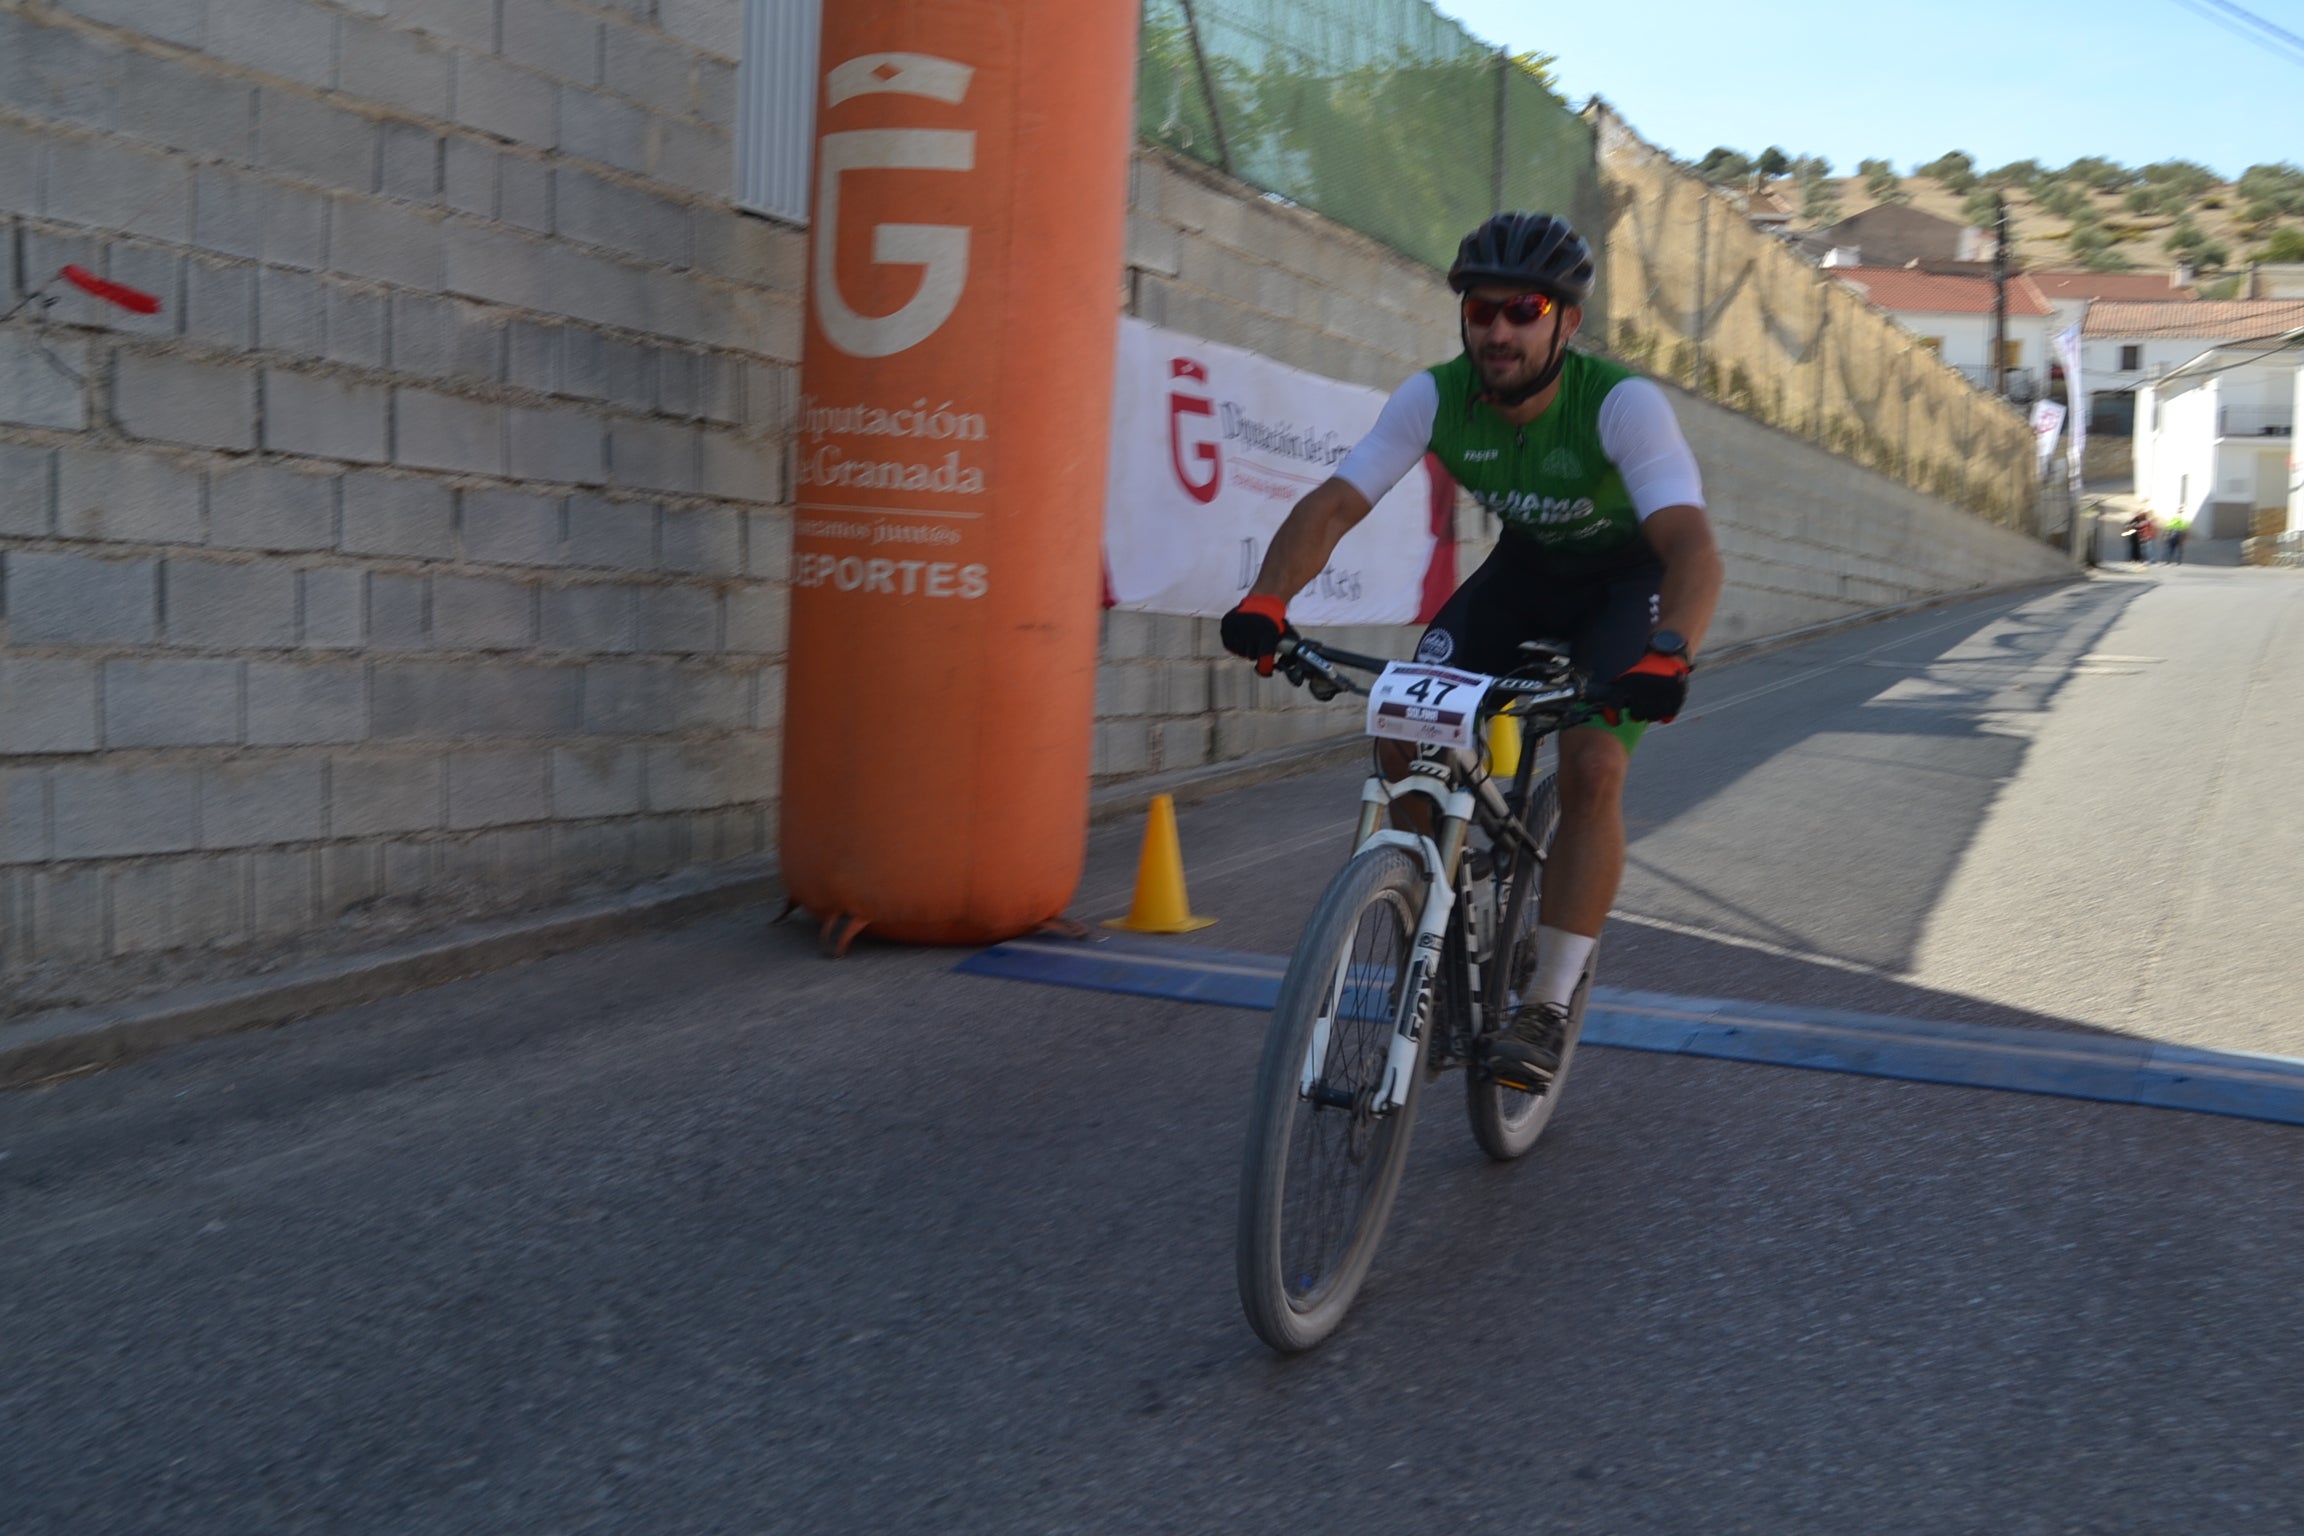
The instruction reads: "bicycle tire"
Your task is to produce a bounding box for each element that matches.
[1465,771,1589,1160]
[1237,844,1429,1353]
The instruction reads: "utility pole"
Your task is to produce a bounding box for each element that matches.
[1991,191,2009,398]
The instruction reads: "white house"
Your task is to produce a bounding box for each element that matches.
[2133,338,2304,540]
[2081,298,2304,436]
[1828,267,2054,398]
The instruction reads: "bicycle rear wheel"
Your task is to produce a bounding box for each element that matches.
[1466,771,1587,1160]
[1237,845,1428,1353]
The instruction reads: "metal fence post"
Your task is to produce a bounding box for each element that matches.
[1176,0,1232,176]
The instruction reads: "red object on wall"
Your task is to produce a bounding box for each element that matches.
[60,265,162,315]
[779,2,1138,947]
[1416,452,1458,624]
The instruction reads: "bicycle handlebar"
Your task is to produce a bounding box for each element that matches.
[1272,636,1594,716]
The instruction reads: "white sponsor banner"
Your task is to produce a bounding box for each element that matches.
[2030,399,2066,478]
[2056,322,2086,492]
[1103,316,1437,624]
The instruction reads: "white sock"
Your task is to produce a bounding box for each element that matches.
[1529,926,1596,1010]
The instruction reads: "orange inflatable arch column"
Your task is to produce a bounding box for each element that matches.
[780,2,1139,948]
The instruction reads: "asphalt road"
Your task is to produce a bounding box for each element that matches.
[6,567,2304,1534]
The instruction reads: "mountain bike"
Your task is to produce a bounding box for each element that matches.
[1235,635,1599,1353]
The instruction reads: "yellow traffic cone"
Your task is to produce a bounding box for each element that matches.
[1104,793,1216,933]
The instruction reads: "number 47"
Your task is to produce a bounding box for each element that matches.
[1403,677,1457,705]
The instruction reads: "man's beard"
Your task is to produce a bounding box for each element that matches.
[1477,347,1538,392]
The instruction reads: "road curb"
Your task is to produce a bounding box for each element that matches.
[0,862,783,1091]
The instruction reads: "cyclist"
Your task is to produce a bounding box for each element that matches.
[1220,211,1724,1091]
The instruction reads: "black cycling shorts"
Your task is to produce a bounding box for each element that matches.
[1414,541,1663,748]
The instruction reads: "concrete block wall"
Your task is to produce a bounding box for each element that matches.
[0,0,791,1013]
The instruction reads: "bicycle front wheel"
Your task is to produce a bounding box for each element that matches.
[1236,845,1429,1353]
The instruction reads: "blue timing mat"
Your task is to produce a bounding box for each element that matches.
[957,934,2304,1129]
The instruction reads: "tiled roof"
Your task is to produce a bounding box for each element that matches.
[2028,270,2193,302]
[1829,267,2051,316]
[2082,299,2304,338]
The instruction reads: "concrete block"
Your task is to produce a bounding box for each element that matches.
[113,352,257,451]
[55,0,205,48]
[556,167,691,266]
[499,153,554,233]
[208,0,339,89]
[104,658,242,747]
[42,135,192,242]
[31,866,107,963]
[56,447,204,545]
[265,369,391,463]
[247,661,366,744]
[196,168,331,270]
[551,743,642,818]
[5,551,159,644]
[502,0,602,83]
[330,753,443,835]
[301,568,365,649]
[380,123,441,202]
[258,266,327,357]
[210,463,338,551]
[339,17,454,119]
[443,136,496,217]
[392,295,502,381]
[0,769,46,865]
[657,0,741,59]
[432,574,536,650]
[164,559,300,649]
[609,418,698,494]
[507,320,562,392]
[723,584,788,655]
[507,405,606,484]
[325,283,389,368]
[53,764,200,858]
[447,748,549,828]
[645,737,776,815]
[331,197,445,289]
[567,493,656,569]
[342,474,454,558]
[257,89,379,193]
[695,58,736,128]
[0,442,53,536]
[397,0,496,49]
[745,510,789,579]
[319,841,382,916]
[461,487,563,566]
[457,53,559,148]
[656,349,701,418]
[749,664,784,730]
[700,433,778,504]
[696,353,742,426]
[602,20,689,104]
[84,246,179,342]
[370,661,580,738]
[381,839,432,895]
[559,87,648,173]
[201,758,326,847]
[1156,717,1212,771]
[394,388,505,475]
[0,330,88,431]
[635,585,717,653]
[368,572,428,648]
[693,214,796,289]
[250,848,319,937]
[565,330,654,410]
[0,659,99,754]
[183,259,259,350]
[541,583,637,652]
[111,855,248,954]
[659,505,740,574]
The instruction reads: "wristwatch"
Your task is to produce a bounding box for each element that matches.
[1647,628,1691,662]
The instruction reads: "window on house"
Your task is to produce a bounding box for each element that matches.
[736,0,823,223]
[2120,345,2142,372]
[1916,336,1943,353]
[1997,339,2023,367]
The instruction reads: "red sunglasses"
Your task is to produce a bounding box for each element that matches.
[1461,292,1555,327]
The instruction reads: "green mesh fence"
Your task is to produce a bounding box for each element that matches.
[1139,0,1602,289]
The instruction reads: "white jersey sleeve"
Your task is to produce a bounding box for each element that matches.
[1598,376,1705,516]
[1333,371,1439,505]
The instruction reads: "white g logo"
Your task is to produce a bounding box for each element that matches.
[813,53,976,359]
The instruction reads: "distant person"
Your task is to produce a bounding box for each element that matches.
[2124,510,2149,564]
[2166,516,2187,564]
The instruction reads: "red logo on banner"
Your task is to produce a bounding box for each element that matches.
[1167,357,1221,504]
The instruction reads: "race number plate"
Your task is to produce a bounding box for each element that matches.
[1365,662,1491,751]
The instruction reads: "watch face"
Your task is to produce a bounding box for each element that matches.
[1649,629,1688,657]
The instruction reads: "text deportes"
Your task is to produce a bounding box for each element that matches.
[794,552,990,599]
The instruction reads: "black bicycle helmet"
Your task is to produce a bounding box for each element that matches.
[1447,212,1594,306]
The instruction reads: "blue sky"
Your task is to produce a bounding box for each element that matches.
[1433,0,2304,179]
